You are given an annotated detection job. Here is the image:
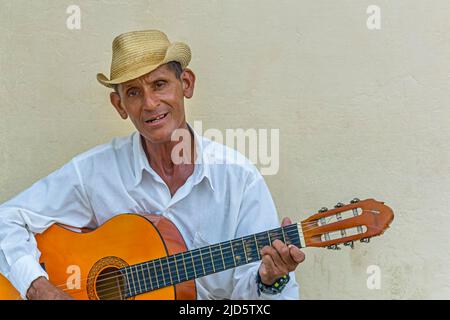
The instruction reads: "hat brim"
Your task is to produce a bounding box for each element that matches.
[97,42,191,89]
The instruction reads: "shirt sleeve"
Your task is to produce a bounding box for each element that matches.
[230,170,300,300]
[0,160,95,299]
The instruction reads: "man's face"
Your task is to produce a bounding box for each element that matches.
[110,64,195,144]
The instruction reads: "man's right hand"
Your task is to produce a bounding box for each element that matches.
[26,276,74,300]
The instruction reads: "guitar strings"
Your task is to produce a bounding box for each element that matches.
[54,217,353,298]
[52,220,370,299]
[51,226,307,295]
[63,227,306,300]
[50,222,312,292]
[51,219,348,296]
[65,224,377,301]
[56,226,306,293]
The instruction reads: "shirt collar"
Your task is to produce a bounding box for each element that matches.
[132,123,214,191]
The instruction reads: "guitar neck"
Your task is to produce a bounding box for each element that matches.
[120,223,302,298]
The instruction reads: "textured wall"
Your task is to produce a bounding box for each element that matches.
[1,0,449,299]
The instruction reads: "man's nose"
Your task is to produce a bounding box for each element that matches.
[143,89,160,109]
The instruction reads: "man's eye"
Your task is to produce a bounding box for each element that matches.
[155,81,166,89]
[127,89,139,97]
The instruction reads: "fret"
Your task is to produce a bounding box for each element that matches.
[167,255,179,285]
[183,251,196,279]
[152,261,159,288]
[160,257,172,286]
[200,247,214,275]
[172,255,180,283]
[208,246,216,273]
[162,258,173,286]
[285,224,301,247]
[139,264,148,292]
[231,238,247,266]
[218,243,226,270]
[253,234,261,259]
[253,232,269,251]
[145,262,154,290]
[158,259,166,287]
[199,248,206,275]
[176,253,188,282]
[229,240,237,267]
[192,249,205,278]
[261,231,271,247]
[190,251,197,278]
[245,236,260,262]
[241,238,249,263]
[181,252,190,280]
[210,244,225,272]
[183,252,195,280]
[281,226,287,244]
[165,256,173,285]
[270,229,281,243]
[131,265,141,293]
[220,241,235,270]
[281,225,291,245]
[123,267,134,298]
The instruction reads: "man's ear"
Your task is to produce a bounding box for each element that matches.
[181,68,196,99]
[110,91,128,119]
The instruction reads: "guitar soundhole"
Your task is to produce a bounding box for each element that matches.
[95,267,126,300]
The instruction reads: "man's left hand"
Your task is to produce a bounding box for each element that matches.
[258,217,306,285]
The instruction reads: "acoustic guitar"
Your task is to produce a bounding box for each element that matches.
[0,198,393,300]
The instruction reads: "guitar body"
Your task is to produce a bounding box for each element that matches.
[0,214,196,300]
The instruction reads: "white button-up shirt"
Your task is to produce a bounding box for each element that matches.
[0,125,299,299]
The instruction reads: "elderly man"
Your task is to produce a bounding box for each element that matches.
[0,30,304,300]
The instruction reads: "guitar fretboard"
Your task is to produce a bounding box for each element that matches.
[119,223,301,298]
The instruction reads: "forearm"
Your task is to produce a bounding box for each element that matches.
[26,276,73,300]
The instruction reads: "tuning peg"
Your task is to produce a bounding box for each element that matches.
[344,241,354,249]
[350,198,360,204]
[319,207,328,213]
[327,245,341,250]
[334,202,344,208]
[360,237,371,243]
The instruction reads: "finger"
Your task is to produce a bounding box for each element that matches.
[260,254,275,278]
[261,245,286,272]
[288,245,306,264]
[281,217,292,227]
[272,240,297,267]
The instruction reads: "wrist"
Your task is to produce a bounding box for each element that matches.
[256,271,290,296]
[26,276,47,300]
[258,271,277,286]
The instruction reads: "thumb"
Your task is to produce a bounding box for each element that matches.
[281,217,292,227]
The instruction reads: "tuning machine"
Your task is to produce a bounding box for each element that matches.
[326,245,341,250]
[343,241,354,249]
[334,202,344,208]
[319,207,328,213]
[350,198,360,204]
[360,237,371,243]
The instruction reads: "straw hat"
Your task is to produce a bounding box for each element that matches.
[97,30,191,88]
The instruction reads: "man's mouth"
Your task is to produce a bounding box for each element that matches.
[145,112,169,124]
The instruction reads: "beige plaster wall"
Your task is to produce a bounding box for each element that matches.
[1,0,449,299]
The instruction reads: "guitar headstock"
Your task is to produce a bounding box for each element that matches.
[300,198,394,249]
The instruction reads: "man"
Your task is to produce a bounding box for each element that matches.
[0,30,304,300]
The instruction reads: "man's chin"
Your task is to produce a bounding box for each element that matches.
[141,128,174,145]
